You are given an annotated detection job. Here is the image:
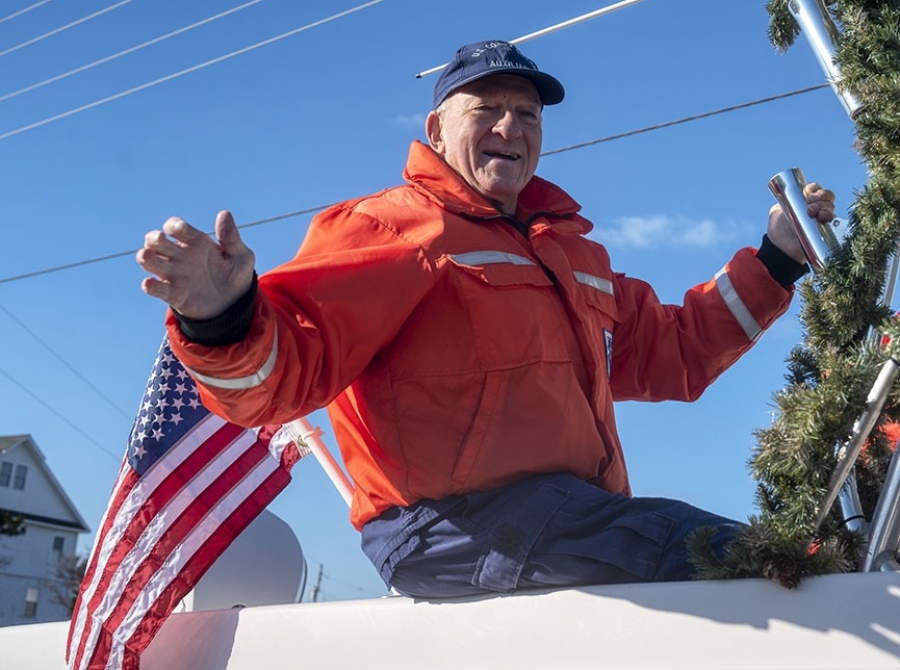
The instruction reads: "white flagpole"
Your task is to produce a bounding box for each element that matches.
[414,0,645,78]
[286,417,355,506]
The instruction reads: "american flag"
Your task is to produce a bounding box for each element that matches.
[66,337,306,670]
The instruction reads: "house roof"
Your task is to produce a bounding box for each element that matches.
[0,434,90,533]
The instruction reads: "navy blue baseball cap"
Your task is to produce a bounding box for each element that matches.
[432,40,565,109]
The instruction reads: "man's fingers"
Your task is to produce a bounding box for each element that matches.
[162,216,207,244]
[215,210,246,255]
[140,275,170,301]
[807,200,836,223]
[803,182,836,203]
[142,229,181,258]
[136,246,172,278]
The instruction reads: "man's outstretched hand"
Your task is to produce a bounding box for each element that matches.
[137,210,255,320]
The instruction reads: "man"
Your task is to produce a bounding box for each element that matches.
[137,41,836,597]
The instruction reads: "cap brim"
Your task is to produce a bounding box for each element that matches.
[440,69,565,107]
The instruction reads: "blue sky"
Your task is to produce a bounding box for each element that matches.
[0,0,868,602]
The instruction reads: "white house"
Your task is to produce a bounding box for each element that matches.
[0,434,89,627]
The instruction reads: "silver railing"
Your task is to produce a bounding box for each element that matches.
[769,166,900,572]
[784,0,900,572]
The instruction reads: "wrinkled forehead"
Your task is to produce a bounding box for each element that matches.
[447,73,542,106]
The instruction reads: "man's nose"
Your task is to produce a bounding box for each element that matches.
[493,110,522,138]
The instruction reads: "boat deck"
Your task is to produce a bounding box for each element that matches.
[5,571,900,669]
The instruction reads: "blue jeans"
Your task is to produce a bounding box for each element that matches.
[361,472,742,598]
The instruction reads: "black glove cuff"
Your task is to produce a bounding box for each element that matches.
[174,272,258,346]
[756,235,809,289]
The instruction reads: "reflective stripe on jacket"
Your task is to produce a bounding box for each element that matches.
[167,140,793,530]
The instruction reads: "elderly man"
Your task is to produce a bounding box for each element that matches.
[137,41,835,597]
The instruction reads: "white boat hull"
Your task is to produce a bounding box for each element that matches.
[5,571,900,669]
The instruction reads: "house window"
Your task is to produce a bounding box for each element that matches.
[12,464,27,490]
[24,588,39,618]
[0,461,11,487]
[50,536,65,563]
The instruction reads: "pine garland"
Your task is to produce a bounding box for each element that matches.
[688,0,900,587]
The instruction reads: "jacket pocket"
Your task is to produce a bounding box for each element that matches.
[444,253,573,368]
[394,370,505,499]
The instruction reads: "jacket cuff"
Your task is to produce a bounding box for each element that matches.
[174,272,258,346]
[756,234,809,289]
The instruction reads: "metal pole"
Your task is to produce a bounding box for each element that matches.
[768,167,840,270]
[788,0,864,119]
[812,357,900,535]
[838,470,869,536]
[861,440,900,572]
[285,417,355,507]
[415,0,645,78]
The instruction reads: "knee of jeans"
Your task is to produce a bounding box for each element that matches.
[599,512,675,581]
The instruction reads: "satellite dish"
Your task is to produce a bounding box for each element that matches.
[186,509,307,612]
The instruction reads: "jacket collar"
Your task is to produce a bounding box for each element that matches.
[402,140,592,235]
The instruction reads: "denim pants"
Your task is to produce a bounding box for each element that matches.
[361,472,742,598]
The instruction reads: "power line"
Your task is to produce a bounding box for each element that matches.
[0,365,122,463]
[0,205,333,285]
[0,0,384,142]
[0,302,132,418]
[0,0,52,26]
[0,0,267,104]
[541,83,831,156]
[0,83,827,286]
[0,0,131,60]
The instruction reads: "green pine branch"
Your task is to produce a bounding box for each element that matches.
[689,0,900,586]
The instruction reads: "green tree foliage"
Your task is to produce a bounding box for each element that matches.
[0,509,25,537]
[689,0,900,587]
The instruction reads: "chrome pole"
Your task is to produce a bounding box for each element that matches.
[415,0,645,78]
[788,0,864,119]
[786,0,900,571]
[812,357,900,535]
[839,470,869,536]
[768,167,873,536]
[768,167,840,270]
[861,439,900,572]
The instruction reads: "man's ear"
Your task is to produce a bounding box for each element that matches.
[425,111,443,154]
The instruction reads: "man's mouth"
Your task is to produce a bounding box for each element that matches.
[484,150,520,161]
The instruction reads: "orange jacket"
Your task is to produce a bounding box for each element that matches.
[167,140,794,530]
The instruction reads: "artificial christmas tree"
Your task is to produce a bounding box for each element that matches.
[690,0,900,587]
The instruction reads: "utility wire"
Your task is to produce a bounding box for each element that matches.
[0,365,122,462]
[0,0,131,60]
[0,0,384,142]
[0,83,828,286]
[0,302,132,418]
[541,83,830,156]
[0,0,267,104]
[0,0,53,26]
[0,205,333,285]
